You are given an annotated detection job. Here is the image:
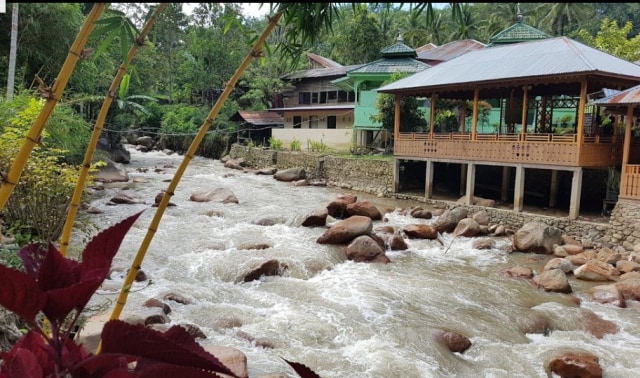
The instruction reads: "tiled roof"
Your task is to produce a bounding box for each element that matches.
[488,20,550,47]
[416,43,437,53]
[381,41,417,58]
[347,57,429,75]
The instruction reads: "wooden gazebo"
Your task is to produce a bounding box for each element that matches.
[377,36,640,219]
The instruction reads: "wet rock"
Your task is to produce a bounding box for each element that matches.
[501,266,534,279]
[403,224,438,240]
[190,187,239,204]
[301,207,328,227]
[512,221,563,254]
[433,207,468,233]
[548,352,602,378]
[201,345,249,378]
[389,234,408,251]
[317,216,373,245]
[346,200,382,220]
[432,329,472,353]
[345,235,390,263]
[274,168,306,182]
[243,259,286,282]
[533,269,572,293]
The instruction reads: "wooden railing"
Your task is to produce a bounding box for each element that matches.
[395,132,622,167]
[621,164,640,199]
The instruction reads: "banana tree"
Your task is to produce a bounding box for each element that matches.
[0,3,107,212]
[58,3,168,257]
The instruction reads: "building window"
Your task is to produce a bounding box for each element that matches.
[320,92,327,104]
[328,91,337,100]
[327,115,336,129]
[293,116,302,128]
[299,92,311,104]
[309,116,318,129]
[312,92,319,103]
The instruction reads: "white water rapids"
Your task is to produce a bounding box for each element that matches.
[82,146,640,378]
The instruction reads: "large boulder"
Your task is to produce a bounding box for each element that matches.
[433,207,468,233]
[548,352,602,378]
[274,168,306,182]
[189,188,239,204]
[345,235,390,263]
[346,200,382,220]
[317,215,372,245]
[512,221,563,254]
[94,159,129,183]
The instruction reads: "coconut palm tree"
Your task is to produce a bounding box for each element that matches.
[537,2,595,36]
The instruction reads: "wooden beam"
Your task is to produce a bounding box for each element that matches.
[430,93,436,139]
[622,105,633,166]
[521,85,529,135]
[576,79,587,146]
[472,88,479,140]
[394,93,401,142]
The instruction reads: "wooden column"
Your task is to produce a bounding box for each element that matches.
[472,88,479,140]
[465,163,476,205]
[576,80,587,146]
[521,86,529,134]
[569,168,583,220]
[513,165,525,212]
[425,160,434,199]
[394,94,401,142]
[549,170,558,208]
[621,105,634,197]
[429,93,436,139]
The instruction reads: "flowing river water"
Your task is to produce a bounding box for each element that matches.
[82,146,640,378]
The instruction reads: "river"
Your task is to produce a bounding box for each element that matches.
[82,146,640,378]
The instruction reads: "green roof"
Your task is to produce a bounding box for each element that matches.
[347,57,429,75]
[380,41,417,58]
[488,18,550,47]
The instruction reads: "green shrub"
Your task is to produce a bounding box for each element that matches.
[290,138,301,151]
[0,95,95,244]
[269,136,283,150]
[307,139,328,153]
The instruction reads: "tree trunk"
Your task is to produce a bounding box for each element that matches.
[6,3,19,101]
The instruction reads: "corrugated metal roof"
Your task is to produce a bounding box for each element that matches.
[380,37,640,93]
[416,39,486,62]
[269,105,355,112]
[347,57,429,75]
[280,64,362,80]
[416,43,437,53]
[594,85,640,106]
[488,20,550,46]
[236,111,283,126]
[307,53,343,68]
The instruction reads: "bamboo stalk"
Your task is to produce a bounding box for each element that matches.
[0,3,107,212]
[59,4,168,257]
[101,10,285,349]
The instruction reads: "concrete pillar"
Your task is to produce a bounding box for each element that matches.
[549,170,559,208]
[514,165,525,212]
[501,166,510,202]
[569,168,583,220]
[465,163,476,205]
[460,164,467,196]
[425,160,434,199]
[393,158,400,193]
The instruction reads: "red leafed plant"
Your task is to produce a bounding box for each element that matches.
[0,211,320,378]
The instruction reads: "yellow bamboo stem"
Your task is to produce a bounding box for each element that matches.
[98,10,285,353]
[0,3,107,212]
[59,4,168,257]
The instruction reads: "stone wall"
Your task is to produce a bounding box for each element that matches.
[602,199,640,249]
[229,144,619,245]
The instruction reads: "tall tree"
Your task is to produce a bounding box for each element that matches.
[6,3,18,100]
[537,3,595,36]
[331,5,385,65]
[575,18,640,62]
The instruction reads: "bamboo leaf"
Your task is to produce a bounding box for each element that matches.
[120,26,128,63]
[92,27,119,60]
[119,74,130,101]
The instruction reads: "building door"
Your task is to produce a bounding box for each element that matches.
[327,115,336,129]
[293,116,301,128]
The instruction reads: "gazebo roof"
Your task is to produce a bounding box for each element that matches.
[488,16,550,47]
[347,34,428,76]
[378,36,640,97]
